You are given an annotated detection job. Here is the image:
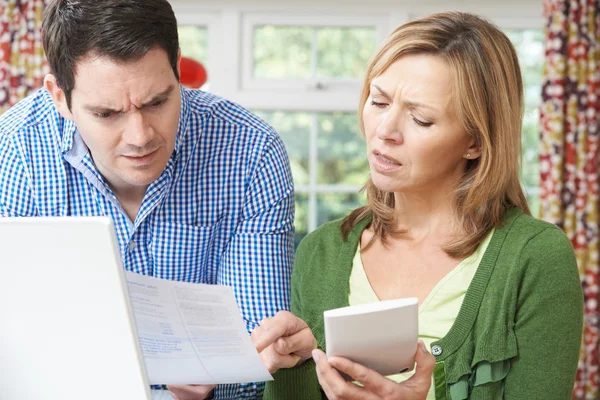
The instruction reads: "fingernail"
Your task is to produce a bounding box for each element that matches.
[312,349,321,362]
[420,341,428,353]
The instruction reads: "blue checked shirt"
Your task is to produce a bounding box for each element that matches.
[0,87,295,399]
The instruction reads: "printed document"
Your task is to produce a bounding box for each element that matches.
[126,271,273,385]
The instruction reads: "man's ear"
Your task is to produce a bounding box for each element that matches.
[43,74,73,120]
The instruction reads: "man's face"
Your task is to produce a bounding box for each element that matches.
[48,48,181,195]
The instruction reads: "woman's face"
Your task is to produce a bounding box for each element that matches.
[362,53,479,195]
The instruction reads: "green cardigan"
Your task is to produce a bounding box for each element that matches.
[264,208,583,399]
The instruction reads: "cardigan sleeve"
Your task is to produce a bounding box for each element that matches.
[503,226,584,398]
[262,237,325,400]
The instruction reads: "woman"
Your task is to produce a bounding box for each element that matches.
[252,11,584,400]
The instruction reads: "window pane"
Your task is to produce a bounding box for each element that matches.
[506,30,544,107]
[254,111,311,185]
[316,27,376,78]
[253,26,312,79]
[294,193,309,249]
[506,29,543,216]
[178,26,208,64]
[317,112,368,185]
[317,192,366,227]
[521,107,540,189]
[526,192,540,216]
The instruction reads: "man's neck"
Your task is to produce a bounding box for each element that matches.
[113,186,148,223]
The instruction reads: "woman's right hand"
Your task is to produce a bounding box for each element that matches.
[251,310,317,374]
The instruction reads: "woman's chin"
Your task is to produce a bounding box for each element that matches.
[371,175,405,193]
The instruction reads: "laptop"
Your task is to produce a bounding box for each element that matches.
[0,217,151,400]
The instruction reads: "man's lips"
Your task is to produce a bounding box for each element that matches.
[122,148,159,165]
[123,149,159,158]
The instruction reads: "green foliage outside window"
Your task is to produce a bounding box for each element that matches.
[254,26,376,79]
[178,26,208,65]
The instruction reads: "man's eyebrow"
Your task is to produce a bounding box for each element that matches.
[139,85,176,108]
[82,85,176,114]
[82,103,122,114]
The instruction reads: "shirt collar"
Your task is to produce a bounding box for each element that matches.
[174,85,191,157]
[60,116,78,154]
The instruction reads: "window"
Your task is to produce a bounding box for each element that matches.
[178,26,209,65]
[506,29,544,215]
[242,14,387,95]
[249,19,379,247]
[252,25,376,80]
[174,5,544,246]
[178,26,209,90]
[173,8,220,92]
[254,110,367,248]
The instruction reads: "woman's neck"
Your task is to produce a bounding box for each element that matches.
[392,188,459,240]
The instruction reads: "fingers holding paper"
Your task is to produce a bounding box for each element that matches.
[401,340,437,393]
[313,349,379,400]
[313,341,435,400]
[251,310,317,374]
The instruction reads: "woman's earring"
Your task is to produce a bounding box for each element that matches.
[466,153,471,158]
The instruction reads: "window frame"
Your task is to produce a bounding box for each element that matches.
[236,12,397,111]
[241,13,390,90]
[173,8,222,88]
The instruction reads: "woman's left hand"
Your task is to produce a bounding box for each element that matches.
[313,340,435,400]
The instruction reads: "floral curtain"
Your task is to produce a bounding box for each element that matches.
[540,0,600,398]
[0,0,48,114]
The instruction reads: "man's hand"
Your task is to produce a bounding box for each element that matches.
[251,310,317,374]
[313,340,436,400]
[166,384,216,400]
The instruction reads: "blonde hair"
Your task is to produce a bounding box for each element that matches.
[342,12,530,258]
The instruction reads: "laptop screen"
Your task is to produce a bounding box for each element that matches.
[0,217,151,400]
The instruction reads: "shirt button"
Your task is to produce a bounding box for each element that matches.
[431,345,443,356]
[128,241,137,251]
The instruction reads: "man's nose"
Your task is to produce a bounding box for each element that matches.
[123,110,155,149]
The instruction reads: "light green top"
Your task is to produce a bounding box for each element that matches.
[348,229,494,399]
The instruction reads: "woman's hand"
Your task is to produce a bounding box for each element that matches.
[166,384,216,400]
[313,340,436,400]
[251,310,317,374]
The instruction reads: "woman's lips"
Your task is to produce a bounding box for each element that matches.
[372,151,402,173]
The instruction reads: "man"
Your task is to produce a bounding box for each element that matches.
[0,0,294,399]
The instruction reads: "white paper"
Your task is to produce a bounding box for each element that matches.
[125,271,273,385]
[324,298,418,377]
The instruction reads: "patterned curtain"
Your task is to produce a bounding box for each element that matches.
[540,0,600,398]
[0,0,48,114]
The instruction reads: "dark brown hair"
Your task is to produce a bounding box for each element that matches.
[42,0,180,109]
